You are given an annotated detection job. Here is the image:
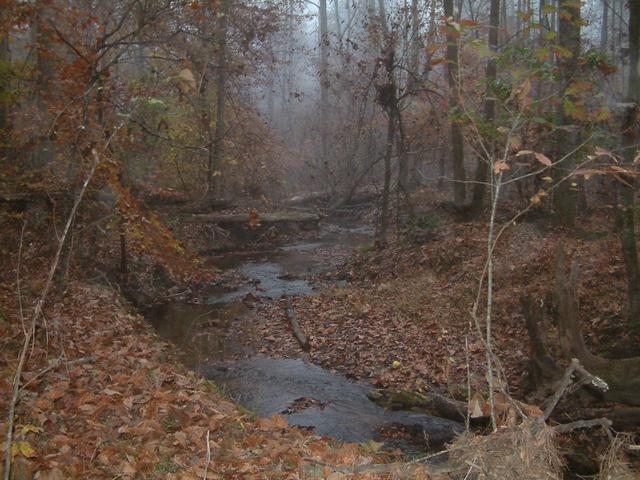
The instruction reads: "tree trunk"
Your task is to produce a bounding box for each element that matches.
[407,0,420,93]
[333,0,342,40]
[396,112,413,215]
[599,0,608,51]
[444,0,466,205]
[376,102,396,247]
[521,296,560,396]
[282,0,295,133]
[0,8,10,148]
[134,4,148,79]
[373,0,395,247]
[207,0,231,197]
[470,0,500,217]
[618,0,640,329]
[552,0,580,227]
[553,247,640,405]
[318,0,330,166]
[31,0,55,169]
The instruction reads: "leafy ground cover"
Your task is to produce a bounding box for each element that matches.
[245,189,639,411]
[0,278,414,479]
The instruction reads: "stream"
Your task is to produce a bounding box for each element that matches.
[149,222,463,450]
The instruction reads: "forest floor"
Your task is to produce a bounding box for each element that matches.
[1,185,639,478]
[251,188,638,397]
[0,212,419,479]
[215,187,640,471]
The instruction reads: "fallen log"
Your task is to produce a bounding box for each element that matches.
[284,297,310,352]
[367,387,468,423]
[180,211,320,228]
[556,406,640,430]
[285,191,330,206]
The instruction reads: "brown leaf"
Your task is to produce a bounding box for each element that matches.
[493,160,510,173]
[36,468,65,480]
[534,152,552,167]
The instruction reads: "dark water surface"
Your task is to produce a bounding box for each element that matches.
[201,357,462,447]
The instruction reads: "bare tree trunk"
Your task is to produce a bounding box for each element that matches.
[334,0,342,40]
[552,0,580,227]
[600,0,609,51]
[374,0,396,247]
[407,0,421,92]
[31,0,54,169]
[0,8,10,147]
[377,104,396,247]
[318,0,330,166]
[134,4,148,79]
[207,0,230,197]
[470,0,500,217]
[282,0,294,133]
[618,0,640,329]
[444,0,466,205]
[521,296,560,395]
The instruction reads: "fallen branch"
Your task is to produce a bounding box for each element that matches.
[555,406,640,430]
[543,358,608,420]
[284,296,310,352]
[304,445,465,476]
[554,417,612,434]
[3,152,99,480]
[18,356,95,393]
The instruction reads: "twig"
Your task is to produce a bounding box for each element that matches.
[465,335,471,432]
[17,222,26,337]
[203,429,211,480]
[18,356,95,393]
[3,151,100,480]
[284,296,310,352]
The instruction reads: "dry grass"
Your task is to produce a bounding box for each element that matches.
[599,433,636,480]
[448,420,564,480]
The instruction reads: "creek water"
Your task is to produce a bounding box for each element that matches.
[149,223,462,449]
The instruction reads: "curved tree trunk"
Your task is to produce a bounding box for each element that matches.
[553,247,640,405]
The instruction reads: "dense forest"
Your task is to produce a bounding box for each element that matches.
[0,0,639,478]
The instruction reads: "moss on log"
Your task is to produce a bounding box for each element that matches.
[367,388,467,423]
